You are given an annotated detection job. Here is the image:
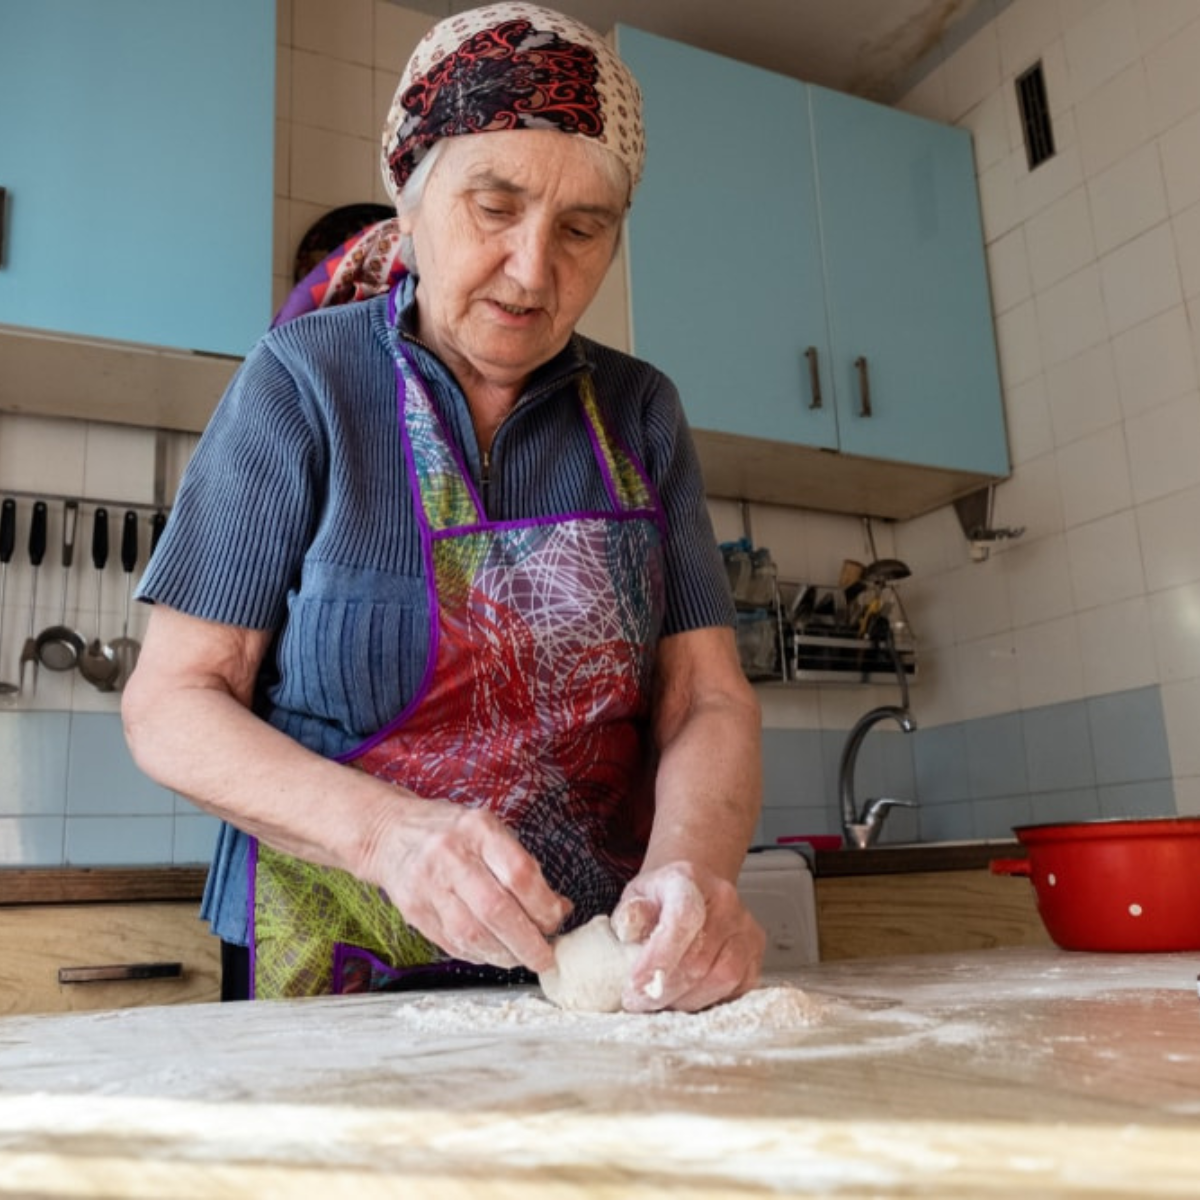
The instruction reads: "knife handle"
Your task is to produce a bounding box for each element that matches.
[0,498,15,564]
[120,510,139,574]
[58,962,184,984]
[28,500,47,567]
[91,506,109,571]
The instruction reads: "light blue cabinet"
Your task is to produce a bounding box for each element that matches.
[617,30,838,453]
[810,86,1007,476]
[0,1,275,359]
[617,26,1009,519]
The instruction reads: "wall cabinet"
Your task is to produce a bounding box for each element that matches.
[616,27,1009,520]
[0,1,275,360]
[0,902,220,1015]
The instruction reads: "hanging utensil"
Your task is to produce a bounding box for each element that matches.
[35,500,85,672]
[149,509,167,557]
[0,498,18,700]
[18,501,47,697]
[109,509,141,690]
[78,507,120,692]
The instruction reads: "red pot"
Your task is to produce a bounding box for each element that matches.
[990,817,1200,952]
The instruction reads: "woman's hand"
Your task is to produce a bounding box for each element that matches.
[361,800,572,974]
[611,861,765,1012]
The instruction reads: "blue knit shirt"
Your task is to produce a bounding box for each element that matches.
[138,276,735,943]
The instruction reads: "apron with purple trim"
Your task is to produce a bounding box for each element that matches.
[250,341,666,998]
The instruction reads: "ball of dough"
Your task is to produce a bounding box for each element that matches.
[539,915,642,1012]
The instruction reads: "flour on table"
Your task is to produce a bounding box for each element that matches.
[393,982,825,1046]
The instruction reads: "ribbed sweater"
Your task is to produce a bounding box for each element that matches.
[138,276,735,943]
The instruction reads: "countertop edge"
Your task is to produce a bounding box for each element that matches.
[0,842,1025,905]
[813,840,1025,877]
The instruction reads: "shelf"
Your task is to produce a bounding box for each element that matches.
[733,577,917,688]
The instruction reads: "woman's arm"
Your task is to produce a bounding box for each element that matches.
[614,625,766,1011]
[122,605,569,971]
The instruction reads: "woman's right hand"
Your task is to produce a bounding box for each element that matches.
[361,799,572,973]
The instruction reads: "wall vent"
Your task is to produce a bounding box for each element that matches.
[1016,62,1055,170]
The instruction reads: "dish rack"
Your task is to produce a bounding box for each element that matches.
[723,543,916,686]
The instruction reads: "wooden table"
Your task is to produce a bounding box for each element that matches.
[0,947,1196,1197]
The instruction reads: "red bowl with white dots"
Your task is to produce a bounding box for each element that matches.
[990,817,1200,952]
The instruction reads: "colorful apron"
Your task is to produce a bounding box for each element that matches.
[250,330,666,998]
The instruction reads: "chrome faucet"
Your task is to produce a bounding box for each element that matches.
[838,704,917,849]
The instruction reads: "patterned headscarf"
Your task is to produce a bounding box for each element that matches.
[382,4,645,204]
[274,4,644,325]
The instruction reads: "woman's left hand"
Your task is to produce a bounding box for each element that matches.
[611,861,765,1012]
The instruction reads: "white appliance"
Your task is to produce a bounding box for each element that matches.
[736,847,820,968]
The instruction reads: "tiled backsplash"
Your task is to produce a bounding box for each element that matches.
[756,684,1176,846]
[0,711,219,867]
[0,413,210,868]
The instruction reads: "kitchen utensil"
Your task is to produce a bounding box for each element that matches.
[0,498,18,699]
[78,507,119,692]
[861,558,911,585]
[18,500,47,696]
[149,509,167,557]
[109,509,141,689]
[35,500,84,671]
[991,816,1200,952]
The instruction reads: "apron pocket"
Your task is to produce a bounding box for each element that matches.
[274,568,430,736]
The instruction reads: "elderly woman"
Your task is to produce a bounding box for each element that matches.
[123,3,764,1009]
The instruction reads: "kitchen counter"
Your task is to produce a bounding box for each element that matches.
[0,947,1196,1197]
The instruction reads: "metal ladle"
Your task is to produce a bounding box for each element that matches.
[78,507,119,692]
[35,500,85,672]
[0,498,18,701]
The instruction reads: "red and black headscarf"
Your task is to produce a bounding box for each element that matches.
[276,4,645,325]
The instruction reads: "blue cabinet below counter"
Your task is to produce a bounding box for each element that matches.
[617,26,1009,520]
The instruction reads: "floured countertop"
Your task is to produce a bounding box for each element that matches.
[0,947,1197,1198]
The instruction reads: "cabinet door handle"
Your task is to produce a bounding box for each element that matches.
[804,346,823,409]
[58,962,183,984]
[855,355,873,417]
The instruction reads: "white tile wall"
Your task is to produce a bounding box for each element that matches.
[996,0,1062,80]
[1078,595,1157,695]
[272,0,438,309]
[1160,110,1200,214]
[1025,186,1096,292]
[1112,306,1197,418]
[1088,143,1168,257]
[1036,264,1108,367]
[1126,393,1200,503]
[885,0,1200,811]
[1074,65,1151,178]
[1044,341,1121,447]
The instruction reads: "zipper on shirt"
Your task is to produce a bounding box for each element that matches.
[399,328,589,511]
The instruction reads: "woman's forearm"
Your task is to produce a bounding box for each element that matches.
[121,607,408,881]
[644,628,763,882]
[124,675,409,877]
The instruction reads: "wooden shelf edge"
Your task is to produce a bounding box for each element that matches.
[0,866,208,907]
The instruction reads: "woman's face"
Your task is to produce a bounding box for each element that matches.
[399,129,626,396]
